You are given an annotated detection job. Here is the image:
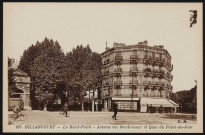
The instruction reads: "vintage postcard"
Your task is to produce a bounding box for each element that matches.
[3,2,203,133]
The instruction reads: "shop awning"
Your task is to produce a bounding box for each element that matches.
[140,98,179,107]
[168,99,179,107]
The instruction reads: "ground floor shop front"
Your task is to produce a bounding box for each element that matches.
[103,97,179,113]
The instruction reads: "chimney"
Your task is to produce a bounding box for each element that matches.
[105,41,110,51]
[143,40,148,45]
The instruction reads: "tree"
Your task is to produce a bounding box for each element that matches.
[171,85,197,114]
[18,39,102,111]
[18,37,66,110]
[8,58,16,96]
[65,45,102,107]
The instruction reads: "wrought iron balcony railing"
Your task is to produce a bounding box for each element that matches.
[130,80,138,84]
[143,81,148,84]
[114,68,123,72]
[130,67,138,72]
[144,55,148,59]
[159,70,165,74]
[115,56,123,60]
[159,82,165,86]
[103,59,110,65]
[153,69,159,73]
[144,68,152,72]
[130,55,138,59]
[103,70,109,76]
[114,81,122,85]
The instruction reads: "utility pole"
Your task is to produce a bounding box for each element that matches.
[88,90,90,111]
[92,89,95,112]
[132,72,134,110]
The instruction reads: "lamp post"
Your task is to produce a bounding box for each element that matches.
[92,89,95,112]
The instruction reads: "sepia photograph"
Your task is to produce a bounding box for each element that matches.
[3,2,203,133]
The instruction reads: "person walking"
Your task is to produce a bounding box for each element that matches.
[150,104,153,114]
[159,105,163,114]
[147,104,150,113]
[62,102,69,117]
[112,101,118,120]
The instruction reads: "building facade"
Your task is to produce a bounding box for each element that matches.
[101,41,178,112]
[8,58,31,110]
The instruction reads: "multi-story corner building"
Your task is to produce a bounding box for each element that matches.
[101,41,178,113]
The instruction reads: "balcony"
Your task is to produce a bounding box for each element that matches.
[158,57,162,61]
[167,73,170,79]
[103,70,109,76]
[130,55,138,59]
[148,55,155,60]
[103,59,110,65]
[151,61,157,66]
[115,56,123,65]
[144,85,149,90]
[159,70,165,74]
[130,67,138,76]
[144,73,151,78]
[159,62,164,67]
[129,80,138,89]
[130,80,138,85]
[159,82,165,86]
[114,80,122,89]
[114,68,122,78]
[114,68,123,73]
[170,64,173,71]
[105,81,110,86]
[171,74,173,81]
[153,69,159,73]
[130,67,138,72]
[151,74,157,78]
[115,56,123,60]
[144,55,148,59]
[158,74,164,79]
[114,80,122,86]
[144,68,152,73]
[143,81,149,85]
[130,55,138,64]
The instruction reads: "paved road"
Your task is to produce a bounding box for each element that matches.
[9,111,197,125]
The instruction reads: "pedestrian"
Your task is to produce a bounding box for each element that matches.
[159,105,164,114]
[150,104,153,114]
[147,104,150,113]
[62,102,69,117]
[112,101,118,120]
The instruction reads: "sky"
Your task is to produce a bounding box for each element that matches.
[3,3,202,92]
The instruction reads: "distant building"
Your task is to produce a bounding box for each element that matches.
[8,58,31,110]
[101,41,178,112]
[83,89,103,111]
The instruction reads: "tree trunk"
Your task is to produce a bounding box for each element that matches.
[43,101,47,111]
[82,102,84,111]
